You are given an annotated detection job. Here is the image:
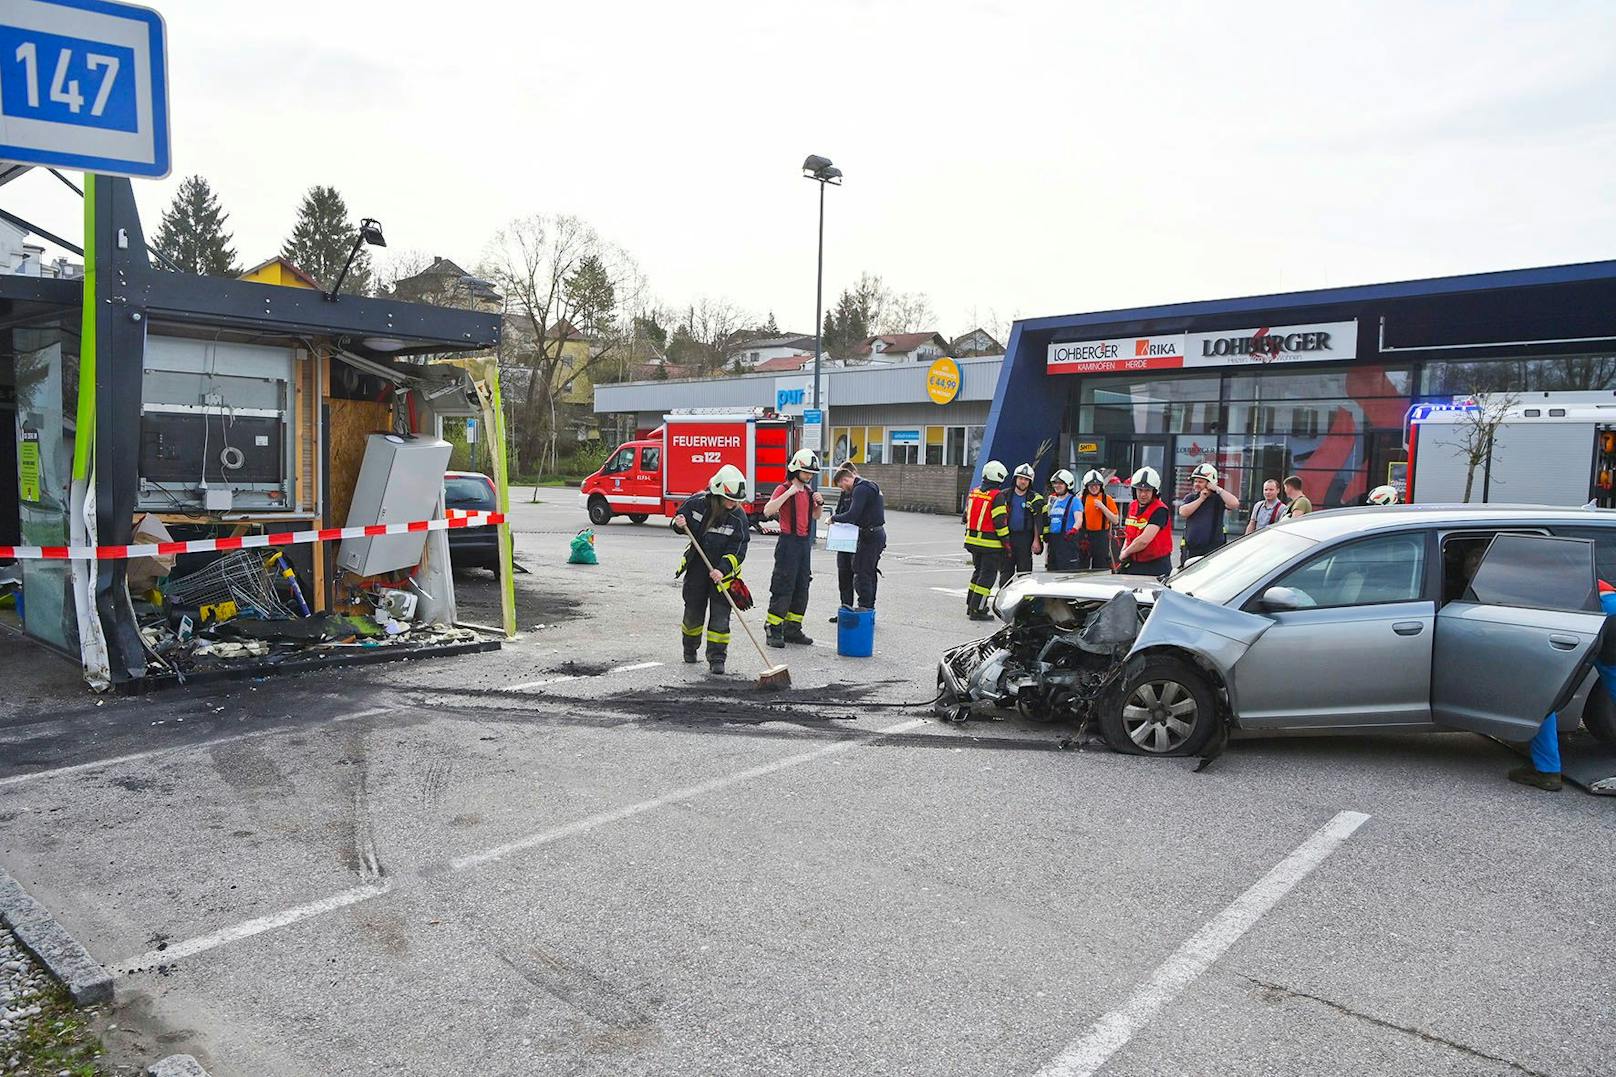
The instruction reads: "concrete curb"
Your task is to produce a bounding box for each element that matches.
[0,866,114,1005]
[147,1055,211,1077]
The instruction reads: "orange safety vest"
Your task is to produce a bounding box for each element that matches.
[964,487,1009,550]
[1125,499,1174,563]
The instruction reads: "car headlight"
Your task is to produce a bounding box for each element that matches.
[992,576,1033,621]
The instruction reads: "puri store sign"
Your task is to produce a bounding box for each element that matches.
[1046,320,1357,375]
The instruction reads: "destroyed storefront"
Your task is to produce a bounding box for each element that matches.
[0,177,508,689]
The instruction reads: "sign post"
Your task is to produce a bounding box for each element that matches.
[0,0,169,177]
[801,408,823,453]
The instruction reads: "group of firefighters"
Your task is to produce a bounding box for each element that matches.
[960,460,1404,618]
[671,450,884,674]
[671,451,1410,666]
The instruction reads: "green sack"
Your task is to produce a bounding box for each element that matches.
[569,528,599,565]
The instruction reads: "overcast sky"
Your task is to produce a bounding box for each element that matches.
[5,0,1614,337]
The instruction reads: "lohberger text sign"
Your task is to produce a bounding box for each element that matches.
[1047,320,1357,375]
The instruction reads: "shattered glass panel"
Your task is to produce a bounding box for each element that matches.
[13,333,77,653]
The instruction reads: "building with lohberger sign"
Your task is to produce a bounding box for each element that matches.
[0,0,170,178]
[981,261,1616,524]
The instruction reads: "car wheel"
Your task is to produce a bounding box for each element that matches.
[628,513,649,524]
[587,496,613,526]
[1580,679,1616,745]
[1101,655,1218,756]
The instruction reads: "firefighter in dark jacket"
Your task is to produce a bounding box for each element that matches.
[672,464,750,674]
[1000,462,1047,584]
[964,460,1011,620]
[829,461,886,616]
[763,449,822,647]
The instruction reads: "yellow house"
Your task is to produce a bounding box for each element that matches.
[240,256,323,290]
[551,322,596,409]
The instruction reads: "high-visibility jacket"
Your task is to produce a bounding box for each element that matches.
[964,486,1009,550]
[1047,493,1080,537]
[1124,499,1174,564]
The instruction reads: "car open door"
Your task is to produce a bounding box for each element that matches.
[1432,534,1607,739]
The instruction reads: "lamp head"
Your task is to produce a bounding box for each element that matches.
[357,218,386,248]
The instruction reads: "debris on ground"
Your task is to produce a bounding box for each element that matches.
[127,547,496,681]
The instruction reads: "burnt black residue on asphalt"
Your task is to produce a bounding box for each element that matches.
[404,679,1070,753]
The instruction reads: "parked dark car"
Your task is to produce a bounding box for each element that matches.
[444,470,500,571]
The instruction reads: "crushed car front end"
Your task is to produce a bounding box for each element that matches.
[936,574,1161,725]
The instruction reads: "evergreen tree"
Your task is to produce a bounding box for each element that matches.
[760,311,780,336]
[281,185,372,295]
[152,175,240,277]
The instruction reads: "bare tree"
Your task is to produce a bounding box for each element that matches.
[876,289,936,335]
[480,215,643,483]
[1441,390,1521,503]
[374,248,436,296]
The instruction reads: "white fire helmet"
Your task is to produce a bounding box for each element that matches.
[981,460,1008,484]
[709,464,747,499]
[1129,466,1162,490]
[1052,469,1076,488]
[1014,463,1036,481]
[1081,469,1106,488]
[1368,484,1400,506]
[788,449,819,474]
[1191,463,1219,484]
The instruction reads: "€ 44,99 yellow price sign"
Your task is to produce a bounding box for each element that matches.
[926,357,960,405]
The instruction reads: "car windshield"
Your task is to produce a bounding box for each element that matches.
[1165,527,1317,605]
[444,476,494,506]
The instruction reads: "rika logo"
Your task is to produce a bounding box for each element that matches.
[1134,337,1181,358]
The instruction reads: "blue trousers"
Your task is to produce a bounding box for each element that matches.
[1534,657,1616,773]
[1530,712,1560,774]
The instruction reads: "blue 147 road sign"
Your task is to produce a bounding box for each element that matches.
[0,0,169,178]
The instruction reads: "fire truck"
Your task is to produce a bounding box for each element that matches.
[580,410,794,526]
[1406,392,1616,507]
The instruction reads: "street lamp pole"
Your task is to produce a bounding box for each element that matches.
[802,155,842,432]
[814,177,825,414]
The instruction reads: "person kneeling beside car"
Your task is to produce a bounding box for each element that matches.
[1511,578,1616,791]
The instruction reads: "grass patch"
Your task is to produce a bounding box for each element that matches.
[7,979,112,1075]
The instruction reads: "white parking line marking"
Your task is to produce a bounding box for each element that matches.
[113,881,393,973]
[1033,809,1371,1077]
[0,707,391,789]
[112,716,928,972]
[930,587,969,597]
[452,717,926,871]
[504,675,579,691]
[503,660,663,691]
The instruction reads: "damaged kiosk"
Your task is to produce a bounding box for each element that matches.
[0,174,509,689]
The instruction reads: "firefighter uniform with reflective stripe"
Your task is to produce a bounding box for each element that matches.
[1001,487,1047,583]
[766,481,815,641]
[675,492,749,665]
[1121,498,1174,577]
[964,486,1010,615]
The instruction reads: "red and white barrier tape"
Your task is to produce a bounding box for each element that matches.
[0,511,505,561]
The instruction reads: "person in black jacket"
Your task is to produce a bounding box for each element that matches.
[828,461,886,618]
[672,465,750,674]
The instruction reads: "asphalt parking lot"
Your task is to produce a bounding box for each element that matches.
[1,491,1613,1076]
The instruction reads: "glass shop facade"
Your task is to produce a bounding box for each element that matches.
[980,261,1616,528]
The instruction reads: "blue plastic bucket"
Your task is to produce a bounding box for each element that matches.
[836,606,875,657]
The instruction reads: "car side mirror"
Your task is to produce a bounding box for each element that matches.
[1259,586,1307,612]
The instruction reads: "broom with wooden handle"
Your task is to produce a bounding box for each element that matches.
[683,530,791,690]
